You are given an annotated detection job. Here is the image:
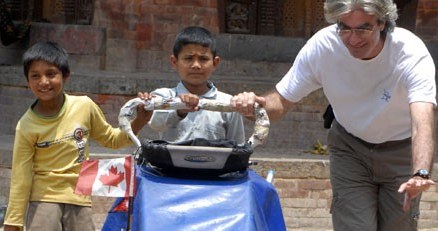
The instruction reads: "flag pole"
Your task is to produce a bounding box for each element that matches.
[126,154,136,231]
[126,196,134,230]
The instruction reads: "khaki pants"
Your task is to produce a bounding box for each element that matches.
[328,120,420,231]
[26,202,95,231]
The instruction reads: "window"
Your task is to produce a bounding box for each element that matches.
[395,0,418,32]
[5,0,94,25]
[219,0,328,38]
[219,0,419,37]
[4,0,32,22]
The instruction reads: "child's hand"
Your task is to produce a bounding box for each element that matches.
[136,92,153,119]
[177,93,200,118]
[179,93,200,109]
[138,92,152,101]
[131,92,153,134]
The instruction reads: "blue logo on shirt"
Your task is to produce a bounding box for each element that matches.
[381,89,391,102]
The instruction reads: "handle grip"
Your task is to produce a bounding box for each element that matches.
[118,96,269,148]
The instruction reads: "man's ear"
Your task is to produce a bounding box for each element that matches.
[379,21,386,31]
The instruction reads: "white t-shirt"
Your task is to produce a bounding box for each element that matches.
[276,25,436,143]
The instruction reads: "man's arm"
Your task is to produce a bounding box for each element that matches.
[398,101,436,211]
[262,89,295,122]
[411,101,436,172]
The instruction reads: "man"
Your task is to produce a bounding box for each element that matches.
[231,0,436,230]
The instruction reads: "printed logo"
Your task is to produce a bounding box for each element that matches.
[74,128,86,163]
[74,128,84,141]
[381,89,391,102]
[184,155,216,163]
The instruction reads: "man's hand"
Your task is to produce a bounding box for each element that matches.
[398,177,435,212]
[231,92,266,118]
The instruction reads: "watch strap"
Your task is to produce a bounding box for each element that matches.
[412,169,430,179]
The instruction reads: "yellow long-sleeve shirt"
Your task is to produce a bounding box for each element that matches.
[4,94,133,227]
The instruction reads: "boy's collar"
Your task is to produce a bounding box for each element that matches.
[176,81,217,99]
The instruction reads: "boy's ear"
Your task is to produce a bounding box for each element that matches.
[170,55,178,68]
[213,56,220,68]
[63,74,70,82]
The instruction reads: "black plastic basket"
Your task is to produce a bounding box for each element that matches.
[118,97,269,179]
[138,138,253,178]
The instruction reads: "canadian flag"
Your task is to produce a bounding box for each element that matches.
[75,155,135,197]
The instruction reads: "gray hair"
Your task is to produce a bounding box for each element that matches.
[324,0,398,33]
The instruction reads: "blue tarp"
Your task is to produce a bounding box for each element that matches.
[102,166,286,231]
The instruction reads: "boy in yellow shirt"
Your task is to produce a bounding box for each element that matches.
[3,41,151,231]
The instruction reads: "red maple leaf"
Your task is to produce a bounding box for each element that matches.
[112,197,130,212]
[99,165,125,193]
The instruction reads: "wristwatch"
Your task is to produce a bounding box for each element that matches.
[412,169,430,179]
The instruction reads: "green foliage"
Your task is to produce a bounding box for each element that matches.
[305,139,328,155]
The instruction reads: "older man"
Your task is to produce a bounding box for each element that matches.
[232,0,436,230]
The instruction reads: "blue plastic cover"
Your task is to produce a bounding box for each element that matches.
[102,166,286,231]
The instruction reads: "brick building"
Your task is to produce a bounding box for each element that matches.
[1,0,438,230]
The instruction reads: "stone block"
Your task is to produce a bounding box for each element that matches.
[0,45,26,66]
[29,23,106,55]
[0,168,11,205]
[69,54,105,71]
[216,34,306,62]
[105,39,138,72]
[136,50,172,72]
[0,66,27,86]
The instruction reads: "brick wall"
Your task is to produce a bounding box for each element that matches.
[0,60,330,153]
[254,159,438,230]
[92,0,219,72]
[89,0,438,73]
[417,0,438,41]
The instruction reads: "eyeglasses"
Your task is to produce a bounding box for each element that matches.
[336,24,376,39]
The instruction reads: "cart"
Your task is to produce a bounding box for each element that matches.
[101,96,286,231]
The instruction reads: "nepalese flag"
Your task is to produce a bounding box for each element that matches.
[75,156,135,197]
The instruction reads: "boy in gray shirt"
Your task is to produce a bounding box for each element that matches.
[139,26,245,144]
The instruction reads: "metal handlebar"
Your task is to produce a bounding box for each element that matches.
[118,96,270,148]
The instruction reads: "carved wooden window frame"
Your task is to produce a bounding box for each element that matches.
[5,0,94,25]
[218,0,419,37]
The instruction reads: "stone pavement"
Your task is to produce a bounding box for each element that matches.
[1,227,438,231]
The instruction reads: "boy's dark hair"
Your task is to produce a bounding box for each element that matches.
[173,26,217,58]
[23,41,70,79]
